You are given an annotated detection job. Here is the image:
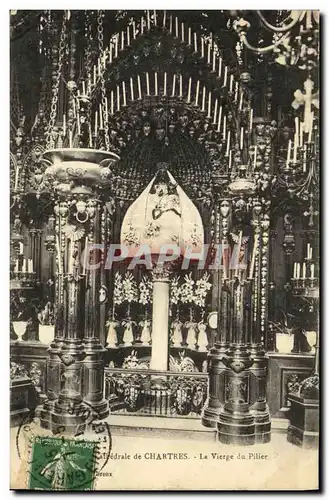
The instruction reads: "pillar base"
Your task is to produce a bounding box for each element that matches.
[218,402,256,446]
[251,406,271,443]
[201,343,227,428]
[38,400,91,434]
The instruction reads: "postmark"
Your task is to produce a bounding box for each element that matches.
[16,402,112,491]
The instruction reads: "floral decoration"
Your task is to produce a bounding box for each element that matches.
[139,275,153,305]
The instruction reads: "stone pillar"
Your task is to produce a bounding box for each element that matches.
[150,265,170,371]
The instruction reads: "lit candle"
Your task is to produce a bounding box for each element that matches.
[94,111,98,136]
[117,85,120,112]
[130,77,134,101]
[202,86,206,111]
[63,114,66,136]
[226,130,230,156]
[164,72,167,96]
[133,21,136,38]
[122,81,126,106]
[181,22,184,42]
[175,17,178,37]
[146,72,150,95]
[212,98,218,124]
[163,10,166,27]
[207,43,211,64]
[172,74,176,97]
[228,150,232,169]
[302,262,306,279]
[111,90,114,114]
[127,25,130,46]
[223,115,226,138]
[188,27,191,45]
[286,139,292,167]
[147,10,150,30]
[212,50,216,72]
[187,77,192,103]
[19,242,23,254]
[121,31,124,50]
[217,105,222,132]
[155,71,158,95]
[254,146,257,169]
[240,127,244,150]
[223,66,227,87]
[194,32,197,52]
[195,80,200,106]
[249,108,253,131]
[99,104,103,129]
[201,37,204,58]
[207,91,212,118]
[310,264,315,279]
[14,165,19,192]
[218,57,222,78]
[138,75,142,99]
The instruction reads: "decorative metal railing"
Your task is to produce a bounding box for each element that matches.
[104,368,208,418]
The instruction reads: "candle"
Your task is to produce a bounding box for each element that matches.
[240,127,244,150]
[99,104,103,129]
[228,150,232,169]
[302,262,306,279]
[109,43,112,63]
[164,72,167,96]
[82,80,86,95]
[14,163,19,190]
[300,122,304,147]
[286,139,292,167]
[147,10,150,30]
[217,105,222,132]
[188,27,191,45]
[202,86,206,111]
[22,258,27,273]
[310,264,315,279]
[141,17,144,35]
[169,15,172,33]
[146,72,150,95]
[181,22,184,42]
[194,32,197,52]
[111,90,114,114]
[218,57,222,78]
[19,242,23,254]
[223,115,226,138]
[72,98,76,117]
[226,130,230,156]
[207,43,211,64]
[98,57,101,75]
[63,114,66,136]
[187,77,192,103]
[248,236,258,280]
[207,91,212,118]
[179,74,183,98]
[293,262,297,279]
[212,50,216,72]
[127,25,130,46]
[115,36,118,57]
[239,90,243,111]
[234,82,238,103]
[14,259,19,273]
[229,74,234,93]
[163,11,166,28]
[201,37,204,58]
[310,247,313,260]
[250,108,253,131]
[133,21,136,38]
[130,77,134,101]
[296,263,300,279]
[122,81,127,106]
[89,123,92,147]
[155,72,158,95]
[28,259,33,273]
[254,146,257,169]
[213,98,218,124]
[175,17,178,37]
[83,237,88,274]
[117,85,120,112]
[172,74,176,97]
[121,31,124,50]
[307,243,310,259]
[154,10,157,26]
[138,75,142,99]
[293,134,298,163]
[105,99,108,121]
[94,111,98,136]
[69,130,73,148]
[295,117,299,139]
[93,65,96,85]
[195,80,200,106]
[223,66,227,87]
[308,112,314,142]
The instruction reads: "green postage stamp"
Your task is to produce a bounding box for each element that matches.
[29,436,97,491]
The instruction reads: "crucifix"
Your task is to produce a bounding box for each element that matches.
[292,78,319,133]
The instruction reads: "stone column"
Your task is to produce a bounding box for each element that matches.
[149,265,170,371]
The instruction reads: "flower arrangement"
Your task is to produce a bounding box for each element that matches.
[194,272,212,308]
[139,275,153,306]
[122,272,138,306]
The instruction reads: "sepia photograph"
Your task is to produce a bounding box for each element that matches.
[9,8,320,491]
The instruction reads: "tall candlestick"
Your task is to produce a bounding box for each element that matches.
[19,242,23,254]
[194,32,197,52]
[234,82,238,103]
[122,81,126,106]
[147,10,150,31]
[293,134,298,162]
[82,80,86,95]
[117,85,120,112]
[310,247,313,260]
[163,10,166,28]
[22,258,27,273]
[207,91,212,118]
[228,150,232,170]
[98,58,101,75]
[169,15,172,33]
[99,104,103,129]
[213,98,218,124]
[286,139,292,167]
[164,72,167,96]
[302,262,306,279]
[130,77,134,101]
[94,111,98,136]
[175,17,178,37]
[172,74,176,97]
[14,259,19,273]
[146,72,150,95]
[212,50,216,72]
[155,72,158,95]
[229,74,234,93]
[207,43,211,64]
[223,115,226,138]
[109,43,112,63]
[307,243,310,259]
[300,122,304,147]
[141,17,144,35]
[240,127,244,150]
[201,37,204,58]
[195,80,200,106]
[226,130,231,156]
[296,263,301,279]
[239,90,243,111]
[202,86,206,111]
[127,25,130,46]
[187,77,192,103]
[218,57,222,78]
[295,117,299,139]
[179,74,182,98]
[111,91,114,114]
[154,10,157,26]
[121,31,124,50]
[217,105,222,132]
[56,236,62,274]
[223,66,227,87]
[133,21,136,38]
[293,262,297,279]
[181,22,184,42]
[63,114,66,136]
[310,263,315,279]
[188,27,191,45]
[138,75,142,99]
[249,108,254,132]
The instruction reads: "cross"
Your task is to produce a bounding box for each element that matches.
[292,78,319,133]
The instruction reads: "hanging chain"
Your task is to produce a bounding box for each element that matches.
[98,10,110,151]
[46,12,67,147]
